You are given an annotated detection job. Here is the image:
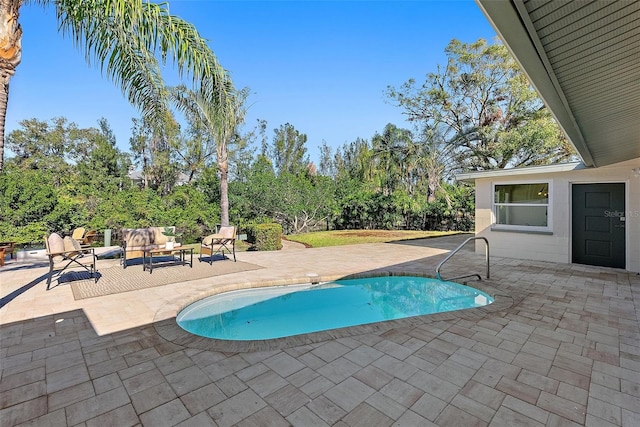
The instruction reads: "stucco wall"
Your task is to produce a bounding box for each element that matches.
[473,159,640,273]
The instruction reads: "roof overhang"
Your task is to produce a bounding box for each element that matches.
[456,161,585,182]
[476,0,640,168]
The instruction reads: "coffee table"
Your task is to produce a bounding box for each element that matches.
[142,246,193,273]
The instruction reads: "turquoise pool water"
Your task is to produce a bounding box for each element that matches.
[176,276,493,341]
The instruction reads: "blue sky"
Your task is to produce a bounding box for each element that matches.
[8,0,497,164]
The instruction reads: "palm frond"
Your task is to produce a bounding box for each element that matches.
[49,0,234,126]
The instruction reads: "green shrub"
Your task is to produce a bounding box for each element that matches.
[0,221,50,246]
[246,223,282,251]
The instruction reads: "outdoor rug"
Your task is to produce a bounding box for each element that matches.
[69,257,263,300]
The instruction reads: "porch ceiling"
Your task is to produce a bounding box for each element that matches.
[476,0,640,167]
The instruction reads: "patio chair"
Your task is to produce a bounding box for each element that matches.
[0,241,16,260]
[200,226,237,264]
[71,227,86,244]
[80,230,98,248]
[44,232,98,290]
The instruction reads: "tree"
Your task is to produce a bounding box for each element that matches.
[414,124,457,203]
[270,172,336,234]
[317,140,335,177]
[0,0,233,172]
[174,118,213,184]
[129,112,181,195]
[234,154,335,234]
[334,137,375,185]
[271,123,309,175]
[6,117,76,172]
[371,123,415,195]
[75,118,131,194]
[170,85,248,226]
[227,121,261,183]
[231,154,276,223]
[0,164,56,228]
[386,38,576,172]
[3,117,135,239]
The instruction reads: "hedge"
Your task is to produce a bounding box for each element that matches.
[246,223,283,251]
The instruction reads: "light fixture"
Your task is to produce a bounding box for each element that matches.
[632,167,640,177]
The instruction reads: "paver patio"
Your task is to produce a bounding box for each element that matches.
[1,235,638,426]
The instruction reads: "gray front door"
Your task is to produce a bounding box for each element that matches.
[572,183,625,269]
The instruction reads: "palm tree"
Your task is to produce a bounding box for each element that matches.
[170,84,248,227]
[371,123,413,195]
[0,0,233,172]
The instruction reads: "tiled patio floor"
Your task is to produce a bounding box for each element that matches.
[1,235,639,426]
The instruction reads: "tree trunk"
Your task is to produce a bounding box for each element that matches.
[0,0,23,172]
[219,155,229,227]
[427,174,439,203]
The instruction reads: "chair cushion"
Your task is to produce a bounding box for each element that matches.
[202,234,219,246]
[63,236,82,252]
[123,228,154,247]
[48,233,65,254]
[218,226,236,239]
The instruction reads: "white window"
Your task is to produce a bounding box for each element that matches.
[492,182,551,232]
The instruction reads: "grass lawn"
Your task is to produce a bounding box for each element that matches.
[284,230,465,248]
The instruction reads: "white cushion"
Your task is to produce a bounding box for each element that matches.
[202,234,219,246]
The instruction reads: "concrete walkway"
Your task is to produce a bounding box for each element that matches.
[1,235,638,426]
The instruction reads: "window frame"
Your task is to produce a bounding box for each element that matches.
[491,180,552,233]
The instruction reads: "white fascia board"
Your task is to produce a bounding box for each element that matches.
[456,162,586,182]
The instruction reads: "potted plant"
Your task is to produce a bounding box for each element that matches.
[162,227,177,249]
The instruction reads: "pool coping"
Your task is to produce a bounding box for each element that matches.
[153,271,516,353]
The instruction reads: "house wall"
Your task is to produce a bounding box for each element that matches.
[474,159,640,273]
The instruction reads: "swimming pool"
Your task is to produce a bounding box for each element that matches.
[176,276,493,341]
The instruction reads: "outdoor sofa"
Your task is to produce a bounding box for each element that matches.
[120,226,179,268]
